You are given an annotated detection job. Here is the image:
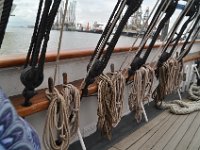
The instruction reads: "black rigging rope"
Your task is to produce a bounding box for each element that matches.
[20,0,61,106]
[81,0,143,96]
[157,0,199,68]
[127,0,178,82]
[0,0,13,48]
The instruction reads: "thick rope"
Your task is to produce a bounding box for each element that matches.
[156,100,200,115]
[0,0,13,48]
[43,84,80,150]
[153,58,183,107]
[188,83,200,101]
[43,88,70,150]
[128,64,155,122]
[155,82,200,114]
[97,71,125,140]
[62,84,80,139]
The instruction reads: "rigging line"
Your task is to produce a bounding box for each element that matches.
[25,0,44,68]
[0,0,14,48]
[80,0,143,94]
[119,0,161,70]
[88,0,122,68]
[141,0,178,61]
[151,0,195,66]
[31,0,52,67]
[20,0,62,106]
[126,0,178,82]
[156,1,199,68]
[134,0,170,55]
[177,24,200,61]
[177,10,200,61]
[87,0,127,71]
[140,0,169,44]
[149,0,195,67]
[125,0,172,69]
[38,0,62,73]
[170,8,200,60]
[99,0,143,74]
[96,1,127,61]
[53,0,69,85]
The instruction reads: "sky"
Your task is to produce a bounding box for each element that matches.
[8,0,156,27]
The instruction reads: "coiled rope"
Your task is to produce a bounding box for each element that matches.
[128,65,155,122]
[43,88,70,150]
[43,84,80,150]
[97,71,125,140]
[156,100,200,115]
[153,58,183,108]
[188,83,200,101]
[156,82,200,115]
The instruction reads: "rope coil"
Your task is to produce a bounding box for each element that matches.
[188,83,200,101]
[43,84,80,150]
[97,71,125,140]
[155,82,200,115]
[153,58,183,107]
[128,64,155,122]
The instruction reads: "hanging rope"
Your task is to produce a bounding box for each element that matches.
[97,71,125,140]
[128,65,155,122]
[62,84,80,139]
[43,0,81,149]
[43,83,80,150]
[43,87,70,150]
[153,58,183,108]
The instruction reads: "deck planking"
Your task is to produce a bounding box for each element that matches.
[152,114,188,150]
[111,111,170,150]
[163,112,198,150]
[128,113,177,150]
[175,111,200,150]
[110,110,200,150]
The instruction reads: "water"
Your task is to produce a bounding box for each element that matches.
[0,27,135,56]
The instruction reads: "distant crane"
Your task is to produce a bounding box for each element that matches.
[53,0,77,30]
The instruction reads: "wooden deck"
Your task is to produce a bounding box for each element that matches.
[109,110,200,150]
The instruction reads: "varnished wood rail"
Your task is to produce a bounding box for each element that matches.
[2,40,199,68]
[10,79,97,117]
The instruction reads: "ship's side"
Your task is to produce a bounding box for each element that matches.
[0,42,200,149]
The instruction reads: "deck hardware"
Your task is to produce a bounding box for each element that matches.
[20,0,62,107]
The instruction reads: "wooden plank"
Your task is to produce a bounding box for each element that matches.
[128,114,177,150]
[187,112,200,150]
[175,112,200,150]
[163,112,198,150]
[151,114,188,150]
[114,111,170,150]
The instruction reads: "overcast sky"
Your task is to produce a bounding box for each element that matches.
[8,0,156,27]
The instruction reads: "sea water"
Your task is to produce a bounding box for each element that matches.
[0,27,136,56]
